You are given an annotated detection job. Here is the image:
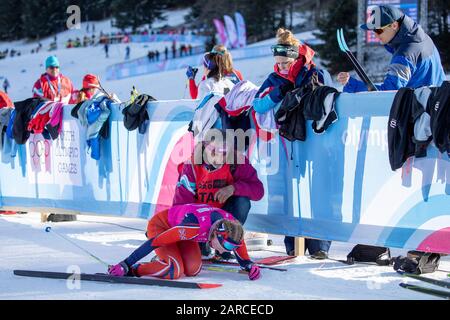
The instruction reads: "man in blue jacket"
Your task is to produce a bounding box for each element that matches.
[337,5,446,92]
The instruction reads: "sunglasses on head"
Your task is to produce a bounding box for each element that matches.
[271,44,295,55]
[373,23,392,35]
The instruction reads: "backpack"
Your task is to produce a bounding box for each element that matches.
[345,244,392,266]
[393,250,441,275]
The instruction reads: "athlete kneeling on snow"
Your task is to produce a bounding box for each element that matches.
[108,204,261,281]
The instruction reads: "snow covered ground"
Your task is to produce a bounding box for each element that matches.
[0,212,449,300]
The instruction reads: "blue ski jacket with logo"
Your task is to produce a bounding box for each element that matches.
[344,15,446,93]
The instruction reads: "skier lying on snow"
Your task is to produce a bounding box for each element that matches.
[108,203,261,281]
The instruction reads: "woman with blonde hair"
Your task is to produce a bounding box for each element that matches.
[186,44,244,99]
[253,28,333,259]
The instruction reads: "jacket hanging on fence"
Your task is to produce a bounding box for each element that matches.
[71,95,112,161]
[12,98,46,145]
[122,94,155,134]
[27,101,65,140]
[189,81,259,141]
[388,87,432,171]
[215,81,258,134]
[275,79,339,142]
[429,81,450,155]
[0,107,12,150]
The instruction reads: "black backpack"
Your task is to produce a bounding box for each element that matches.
[345,244,392,266]
[393,250,441,275]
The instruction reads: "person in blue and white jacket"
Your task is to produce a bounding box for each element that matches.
[337,5,445,92]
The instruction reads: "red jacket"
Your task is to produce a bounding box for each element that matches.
[32,73,74,104]
[0,91,13,108]
[173,156,264,206]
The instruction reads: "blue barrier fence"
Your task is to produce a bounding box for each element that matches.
[1,92,449,253]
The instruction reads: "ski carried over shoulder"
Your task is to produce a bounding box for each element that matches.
[398,271,450,289]
[13,270,222,289]
[399,283,450,300]
[336,28,378,92]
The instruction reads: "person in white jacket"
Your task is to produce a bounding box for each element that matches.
[197,51,235,100]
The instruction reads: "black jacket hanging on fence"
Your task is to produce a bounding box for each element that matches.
[275,86,307,142]
[302,86,340,134]
[122,94,155,134]
[13,97,45,145]
[429,81,450,155]
[275,71,323,142]
[388,88,427,170]
[275,82,339,142]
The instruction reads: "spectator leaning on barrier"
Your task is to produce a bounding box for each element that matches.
[70,74,101,104]
[187,45,243,100]
[173,129,264,260]
[252,28,333,259]
[32,56,75,104]
[337,5,446,92]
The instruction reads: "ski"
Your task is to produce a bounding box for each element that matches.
[202,260,288,272]
[398,272,450,289]
[255,255,296,266]
[202,266,247,275]
[336,28,378,92]
[13,270,222,289]
[399,283,450,300]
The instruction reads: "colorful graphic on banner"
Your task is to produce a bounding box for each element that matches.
[366,0,418,44]
[26,120,82,186]
[213,19,228,47]
[224,15,239,49]
[235,12,247,48]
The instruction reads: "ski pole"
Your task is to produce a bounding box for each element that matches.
[45,226,109,267]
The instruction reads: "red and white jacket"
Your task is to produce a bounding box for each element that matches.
[32,73,75,104]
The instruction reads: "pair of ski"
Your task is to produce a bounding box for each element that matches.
[336,28,378,92]
[398,272,450,300]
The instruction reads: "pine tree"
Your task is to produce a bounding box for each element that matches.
[428,0,449,71]
[21,0,72,39]
[0,0,24,40]
[110,0,167,31]
[313,0,357,75]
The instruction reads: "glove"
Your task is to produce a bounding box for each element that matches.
[245,264,261,281]
[279,82,294,96]
[108,261,129,277]
[186,66,198,80]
